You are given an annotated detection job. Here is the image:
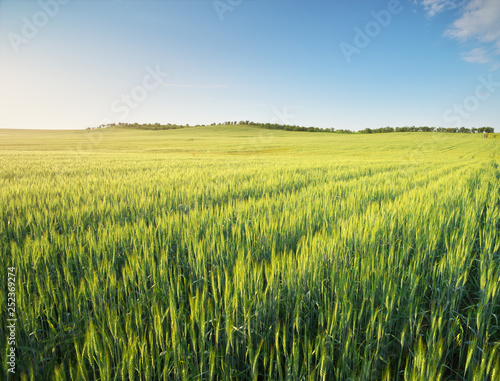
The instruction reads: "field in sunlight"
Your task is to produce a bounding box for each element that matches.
[1,126,499,380]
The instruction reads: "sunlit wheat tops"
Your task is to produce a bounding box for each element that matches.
[1,126,499,380]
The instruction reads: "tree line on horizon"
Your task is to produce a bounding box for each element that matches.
[90,122,495,134]
[358,126,495,134]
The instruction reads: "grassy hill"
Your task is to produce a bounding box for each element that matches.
[0,125,497,158]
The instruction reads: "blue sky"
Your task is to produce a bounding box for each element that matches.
[0,0,499,130]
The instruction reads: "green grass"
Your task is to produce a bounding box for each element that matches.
[1,126,499,380]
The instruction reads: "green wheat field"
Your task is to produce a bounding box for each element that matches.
[1,126,499,380]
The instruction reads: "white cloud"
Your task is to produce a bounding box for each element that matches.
[445,0,500,45]
[158,83,230,89]
[419,0,500,67]
[462,47,491,63]
[421,0,459,16]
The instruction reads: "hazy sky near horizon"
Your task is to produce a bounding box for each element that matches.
[1,0,499,130]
